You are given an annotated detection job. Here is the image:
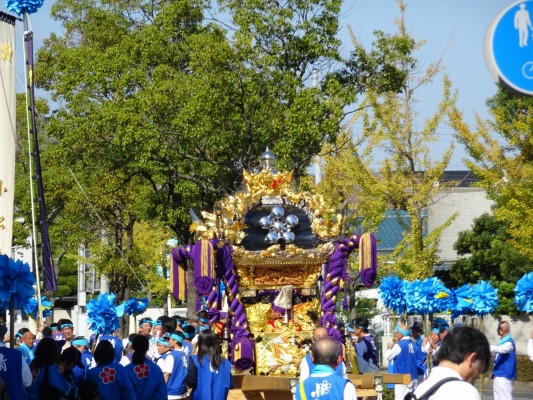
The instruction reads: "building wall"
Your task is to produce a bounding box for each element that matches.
[428,188,493,263]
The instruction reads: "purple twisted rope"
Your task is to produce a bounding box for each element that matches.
[320,235,359,342]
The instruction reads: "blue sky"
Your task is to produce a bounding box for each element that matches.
[1,0,514,168]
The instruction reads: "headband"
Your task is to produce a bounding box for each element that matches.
[182,331,195,339]
[61,324,74,330]
[346,326,355,333]
[72,338,89,347]
[199,325,210,331]
[394,325,410,337]
[170,333,183,344]
[157,337,170,347]
[15,332,23,339]
[199,318,209,324]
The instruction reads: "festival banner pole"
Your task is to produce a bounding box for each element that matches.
[21,15,43,325]
[0,11,17,256]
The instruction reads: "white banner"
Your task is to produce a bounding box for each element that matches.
[0,13,16,255]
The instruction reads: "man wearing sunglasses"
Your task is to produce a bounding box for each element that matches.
[490,321,516,400]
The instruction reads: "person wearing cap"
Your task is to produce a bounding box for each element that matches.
[385,323,418,400]
[410,323,427,380]
[490,321,516,400]
[299,327,347,381]
[424,320,449,367]
[86,339,137,400]
[266,285,301,332]
[349,317,379,374]
[15,327,35,365]
[125,335,167,400]
[411,326,490,399]
[72,336,95,370]
[27,337,71,400]
[163,332,189,399]
[61,346,85,399]
[0,324,32,400]
[296,337,357,400]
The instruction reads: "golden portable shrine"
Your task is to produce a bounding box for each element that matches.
[170,150,377,377]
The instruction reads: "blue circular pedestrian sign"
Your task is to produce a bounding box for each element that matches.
[485,0,533,95]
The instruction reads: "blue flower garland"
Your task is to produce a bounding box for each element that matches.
[514,272,533,313]
[86,292,120,335]
[23,296,54,319]
[404,278,449,315]
[469,280,498,316]
[0,255,36,308]
[115,297,149,317]
[378,275,408,314]
[449,284,473,319]
[5,0,45,15]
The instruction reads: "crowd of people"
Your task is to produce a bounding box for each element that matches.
[0,310,531,400]
[0,312,231,400]
[382,319,524,400]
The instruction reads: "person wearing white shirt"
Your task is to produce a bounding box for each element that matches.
[490,321,516,400]
[299,327,347,381]
[385,324,418,400]
[412,326,490,400]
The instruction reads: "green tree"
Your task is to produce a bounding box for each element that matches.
[32,0,415,298]
[448,88,533,260]
[450,213,533,315]
[318,2,457,280]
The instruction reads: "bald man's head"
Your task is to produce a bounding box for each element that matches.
[312,327,328,342]
[311,337,341,369]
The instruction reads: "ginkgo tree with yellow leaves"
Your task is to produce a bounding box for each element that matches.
[448,88,533,261]
[318,2,458,280]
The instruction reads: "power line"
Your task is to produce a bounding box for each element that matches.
[68,168,146,290]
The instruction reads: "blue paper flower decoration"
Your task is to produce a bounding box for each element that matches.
[87,292,120,335]
[5,0,45,15]
[116,297,149,317]
[514,272,533,314]
[23,296,54,319]
[449,284,473,319]
[405,277,449,315]
[378,275,407,313]
[470,280,498,316]
[0,255,36,308]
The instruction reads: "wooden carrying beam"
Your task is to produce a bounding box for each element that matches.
[232,372,411,391]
